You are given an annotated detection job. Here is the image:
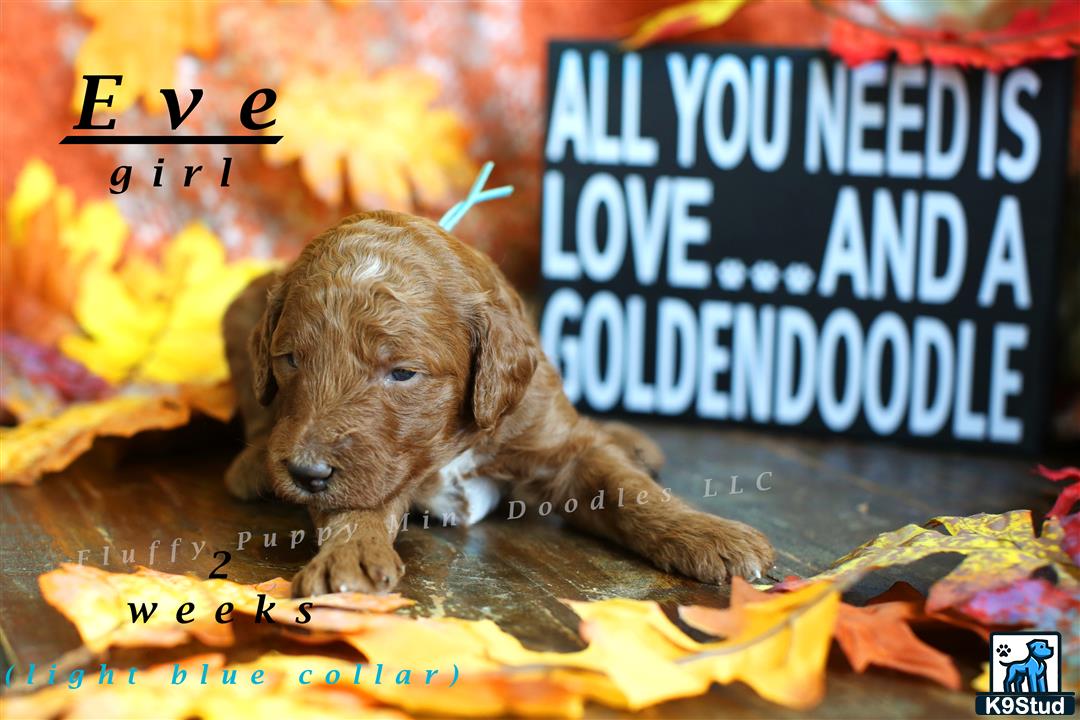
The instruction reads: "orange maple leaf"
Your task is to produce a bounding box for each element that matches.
[36,564,412,651]
[1,159,124,346]
[834,594,962,689]
[263,67,475,212]
[0,392,226,486]
[72,0,218,115]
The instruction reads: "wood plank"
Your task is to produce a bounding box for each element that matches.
[0,422,1057,717]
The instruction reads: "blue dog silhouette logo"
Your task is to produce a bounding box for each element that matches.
[999,639,1054,693]
[989,632,1062,694]
[978,631,1074,715]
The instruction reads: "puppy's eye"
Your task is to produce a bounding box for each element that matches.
[389,368,416,382]
[277,353,298,369]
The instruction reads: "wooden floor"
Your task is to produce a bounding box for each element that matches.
[0,419,1063,718]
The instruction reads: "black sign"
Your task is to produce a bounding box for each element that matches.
[538,42,1072,452]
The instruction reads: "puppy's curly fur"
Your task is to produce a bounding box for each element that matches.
[223,211,774,596]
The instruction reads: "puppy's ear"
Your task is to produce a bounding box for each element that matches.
[472,286,537,432]
[249,278,285,406]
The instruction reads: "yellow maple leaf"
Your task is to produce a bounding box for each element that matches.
[72,0,218,115]
[802,510,1079,611]
[679,581,842,708]
[624,0,750,49]
[1,159,126,345]
[59,223,277,385]
[0,395,190,485]
[567,589,838,710]
[35,564,412,652]
[263,68,475,212]
[459,600,713,709]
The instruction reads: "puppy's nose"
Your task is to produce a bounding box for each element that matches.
[286,459,333,493]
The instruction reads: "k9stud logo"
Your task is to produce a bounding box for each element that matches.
[976,632,1075,716]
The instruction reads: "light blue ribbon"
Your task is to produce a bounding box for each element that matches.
[438,161,513,232]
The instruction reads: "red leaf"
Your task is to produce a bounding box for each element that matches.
[953,578,1080,628]
[1035,465,1080,483]
[2,332,110,403]
[1036,464,1080,519]
[825,0,1080,70]
[1061,514,1080,566]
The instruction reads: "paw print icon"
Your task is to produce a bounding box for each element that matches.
[996,644,1011,658]
[716,258,747,291]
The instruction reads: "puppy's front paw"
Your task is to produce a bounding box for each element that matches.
[650,512,774,584]
[291,541,405,597]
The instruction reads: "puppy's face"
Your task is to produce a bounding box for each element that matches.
[262,279,469,511]
[250,212,536,511]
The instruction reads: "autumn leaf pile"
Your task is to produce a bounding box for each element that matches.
[3,470,1078,719]
[1,160,276,484]
[1,0,505,483]
[63,0,477,213]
